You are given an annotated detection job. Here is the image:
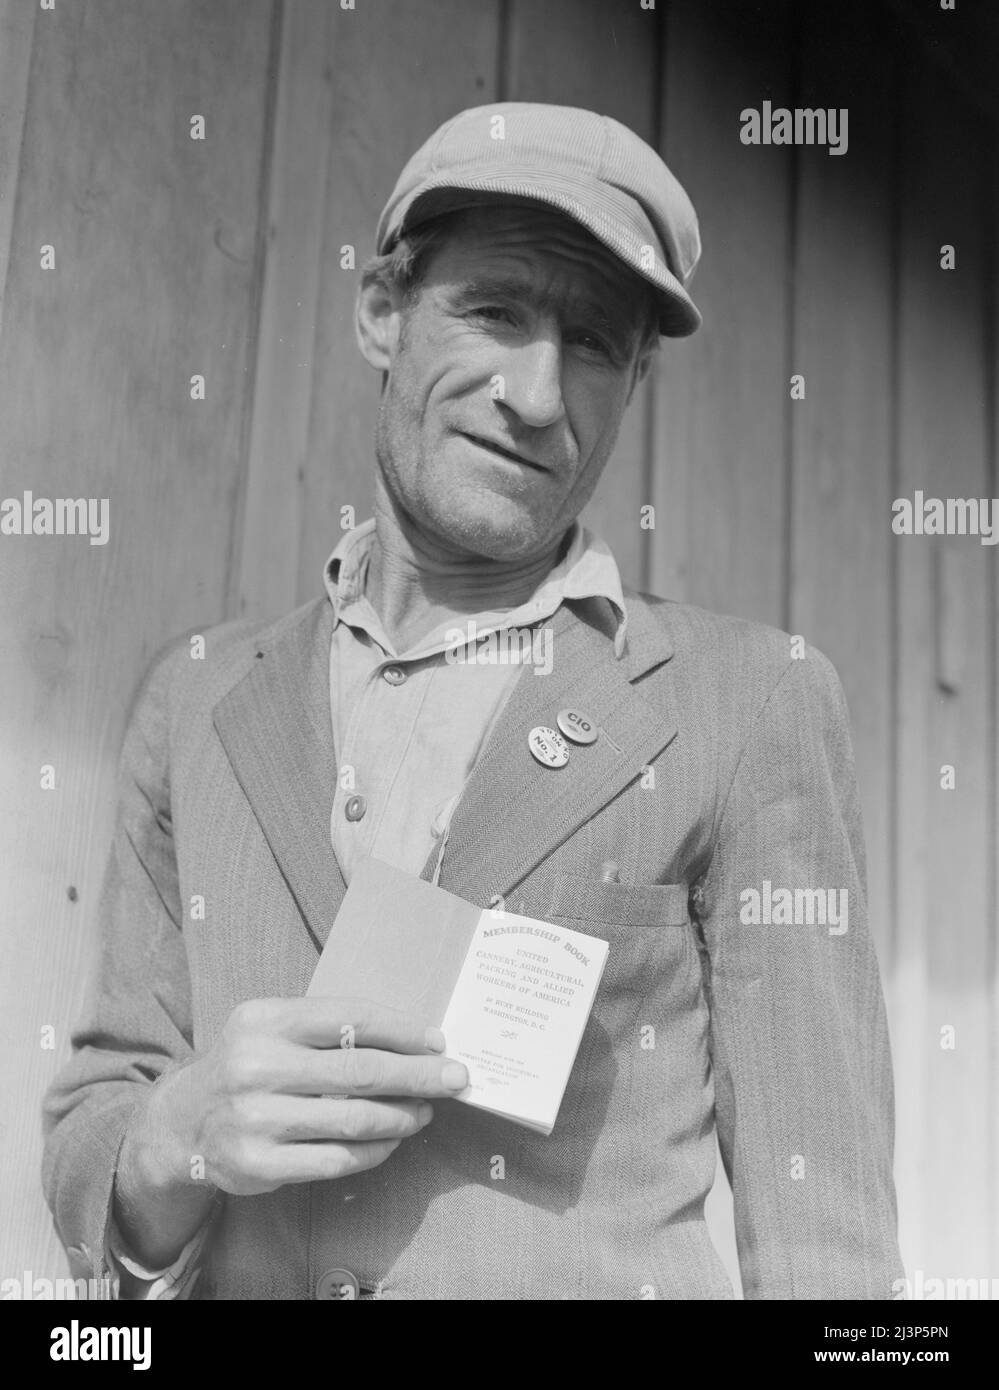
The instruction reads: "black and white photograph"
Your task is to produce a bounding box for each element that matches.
[0,0,997,1346]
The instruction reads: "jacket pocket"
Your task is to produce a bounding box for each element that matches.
[548,876,690,929]
[546,877,698,1036]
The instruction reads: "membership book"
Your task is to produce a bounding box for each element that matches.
[307,855,609,1135]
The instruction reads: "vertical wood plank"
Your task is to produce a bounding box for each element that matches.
[894,53,993,1281]
[789,0,896,977]
[651,0,793,626]
[296,0,502,604]
[504,0,658,591]
[0,0,276,1278]
[989,131,999,1278]
[234,0,336,620]
[0,0,36,339]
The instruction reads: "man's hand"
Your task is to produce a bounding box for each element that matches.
[113,997,467,1268]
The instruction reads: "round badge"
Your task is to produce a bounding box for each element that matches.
[528,726,570,768]
[556,708,598,745]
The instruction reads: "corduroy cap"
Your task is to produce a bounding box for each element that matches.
[375,102,702,337]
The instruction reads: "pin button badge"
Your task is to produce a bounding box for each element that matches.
[528,726,569,768]
[556,708,598,745]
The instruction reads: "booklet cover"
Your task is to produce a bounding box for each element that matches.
[307,856,609,1136]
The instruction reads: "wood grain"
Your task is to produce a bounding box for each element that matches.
[649,0,793,626]
[233,0,335,621]
[0,0,37,341]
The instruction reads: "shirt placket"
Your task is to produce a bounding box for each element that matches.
[333,654,415,880]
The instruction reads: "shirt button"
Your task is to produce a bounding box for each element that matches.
[344,794,366,822]
[315,1268,360,1301]
[382,665,407,685]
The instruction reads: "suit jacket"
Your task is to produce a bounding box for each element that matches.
[42,588,903,1299]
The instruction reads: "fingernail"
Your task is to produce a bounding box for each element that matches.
[441,1061,468,1091]
[418,1103,434,1125]
[425,1027,446,1053]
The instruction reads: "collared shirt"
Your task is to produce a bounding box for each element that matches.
[324,517,627,885]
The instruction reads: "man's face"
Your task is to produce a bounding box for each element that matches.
[364,204,655,562]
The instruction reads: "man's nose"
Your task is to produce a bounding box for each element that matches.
[498,329,566,429]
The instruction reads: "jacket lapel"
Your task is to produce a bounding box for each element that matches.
[212,598,345,953]
[212,589,679,953]
[428,595,678,905]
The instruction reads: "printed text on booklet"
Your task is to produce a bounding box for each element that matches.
[307,857,608,1135]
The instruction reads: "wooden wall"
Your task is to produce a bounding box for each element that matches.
[1,0,996,1297]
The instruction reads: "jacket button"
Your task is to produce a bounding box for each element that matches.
[316,1268,360,1300]
[344,794,367,822]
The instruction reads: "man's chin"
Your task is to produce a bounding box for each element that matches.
[427,497,562,563]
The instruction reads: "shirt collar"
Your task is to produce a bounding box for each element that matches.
[322,516,628,660]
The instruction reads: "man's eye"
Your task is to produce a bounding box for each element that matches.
[472,305,513,323]
[569,330,613,358]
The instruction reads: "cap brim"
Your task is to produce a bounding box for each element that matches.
[381,176,701,338]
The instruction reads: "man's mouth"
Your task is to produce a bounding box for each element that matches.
[459,431,545,471]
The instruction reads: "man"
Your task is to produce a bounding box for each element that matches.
[43,103,903,1300]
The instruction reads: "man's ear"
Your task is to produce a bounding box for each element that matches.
[627,345,657,403]
[355,273,404,372]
